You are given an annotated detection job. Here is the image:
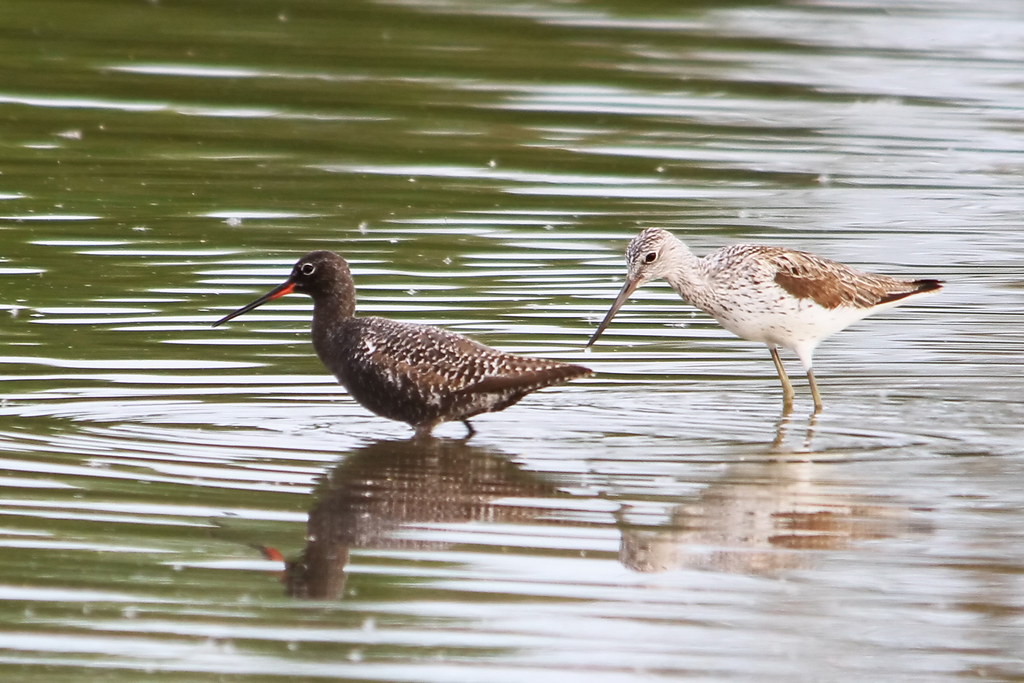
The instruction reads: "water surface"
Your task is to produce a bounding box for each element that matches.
[0,0,1022,679]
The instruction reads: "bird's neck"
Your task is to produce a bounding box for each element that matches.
[313,284,358,321]
[311,278,357,330]
[314,295,354,324]
[310,281,357,377]
[662,238,705,298]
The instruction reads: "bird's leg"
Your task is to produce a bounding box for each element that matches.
[768,345,795,414]
[461,419,476,439]
[806,369,824,414]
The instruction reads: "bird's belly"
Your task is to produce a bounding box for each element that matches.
[702,294,872,348]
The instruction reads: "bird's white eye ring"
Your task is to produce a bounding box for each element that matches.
[300,263,316,275]
[644,252,657,263]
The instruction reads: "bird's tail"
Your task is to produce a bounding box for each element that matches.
[459,363,593,394]
[878,278,944,305]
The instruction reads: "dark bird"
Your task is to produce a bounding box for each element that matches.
[213,250,591,436]
[587,228,942,413]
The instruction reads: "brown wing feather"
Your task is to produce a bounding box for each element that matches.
[753,247,941,310]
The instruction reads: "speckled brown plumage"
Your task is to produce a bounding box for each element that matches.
[214,250,591,436]
[709,244,942,310]
[588,228,942,413]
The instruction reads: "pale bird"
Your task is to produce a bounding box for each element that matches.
[587,228,942,413]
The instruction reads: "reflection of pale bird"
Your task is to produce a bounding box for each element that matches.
[588,229,943,413]
[214,250,591,436]
[617,461,926,576]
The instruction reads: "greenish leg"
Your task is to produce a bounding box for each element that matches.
[769,345,795,414]
[806,369,824,414]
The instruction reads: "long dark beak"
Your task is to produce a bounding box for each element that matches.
[586,278,641,348]
[212,279,297,327]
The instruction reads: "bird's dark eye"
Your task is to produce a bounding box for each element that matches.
[300,263,316,275]
[644,251,658,263]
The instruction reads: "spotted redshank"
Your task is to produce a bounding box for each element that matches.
[213,251,591,437]
[587,228,942,413]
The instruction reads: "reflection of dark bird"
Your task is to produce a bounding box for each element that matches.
[283,437,564,599]
[213,250,592,436]
[588,228,942,413]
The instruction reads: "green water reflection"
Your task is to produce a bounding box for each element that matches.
[0,0,1022,679]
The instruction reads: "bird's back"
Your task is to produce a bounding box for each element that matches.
[690,244,942,347]
[316,316,591,428]
[702,244,940,308]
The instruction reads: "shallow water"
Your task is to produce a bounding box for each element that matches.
[1,0,1023,679]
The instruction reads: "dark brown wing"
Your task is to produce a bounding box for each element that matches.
[459,363,592,395]
[348,317,590,395]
